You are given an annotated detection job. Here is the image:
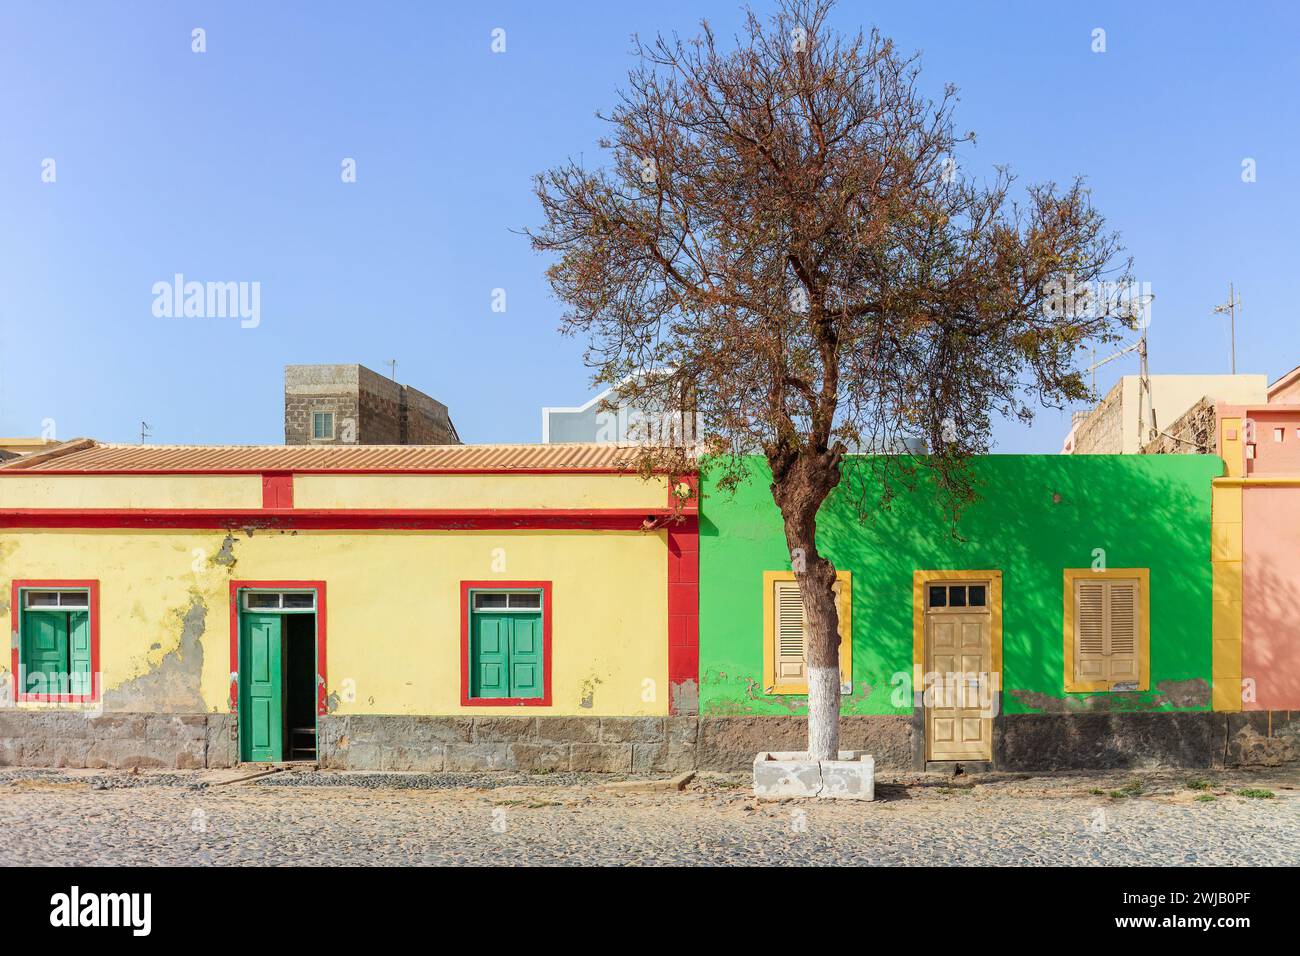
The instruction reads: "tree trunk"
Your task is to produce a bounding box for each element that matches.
[770,453,843,761]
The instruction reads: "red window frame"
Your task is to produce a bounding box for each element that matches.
[10,579,101,703]
[460,580,553,707]
[227,580,329,716]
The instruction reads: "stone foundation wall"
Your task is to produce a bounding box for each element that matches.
[0,712,236,770]
[1,711,1296,772]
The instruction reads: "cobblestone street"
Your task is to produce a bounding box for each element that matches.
[1,767,1295,866]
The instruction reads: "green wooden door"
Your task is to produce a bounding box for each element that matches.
[470,609,543,699]
[472,614,511,698]
[68,611,91,697]
[240,612,284,762]
[509,614,543,698]
[21,611,68,695]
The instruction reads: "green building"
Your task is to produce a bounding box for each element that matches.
[699,454,1225,770]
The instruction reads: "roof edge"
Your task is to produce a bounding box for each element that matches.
[0,438,97,470]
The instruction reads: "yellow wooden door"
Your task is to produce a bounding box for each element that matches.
[925,600,993,761]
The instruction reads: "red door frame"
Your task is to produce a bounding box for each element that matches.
[228,580,328,716]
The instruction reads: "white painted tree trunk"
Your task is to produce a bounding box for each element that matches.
[807,665,841,760]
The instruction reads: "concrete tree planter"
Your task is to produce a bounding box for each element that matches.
[752,751,875,801]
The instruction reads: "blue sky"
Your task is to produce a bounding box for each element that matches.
[1,1,1296,452]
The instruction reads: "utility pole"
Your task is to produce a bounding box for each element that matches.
[140,421,152,444]
[1082,293,1157,447]
[1213,283,1241,374]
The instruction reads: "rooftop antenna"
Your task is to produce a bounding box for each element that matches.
[140,421,152,444]
[384,359,397,381]
[1212,283,1241,374]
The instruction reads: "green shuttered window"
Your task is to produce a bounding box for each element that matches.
[19,588,93,698]
[469,589,544,700]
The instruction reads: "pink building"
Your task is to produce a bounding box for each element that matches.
[1215,364,1300,713]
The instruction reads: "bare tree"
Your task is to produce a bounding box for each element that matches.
[529,0,1129,758]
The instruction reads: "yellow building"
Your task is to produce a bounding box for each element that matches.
[0,441,699,772]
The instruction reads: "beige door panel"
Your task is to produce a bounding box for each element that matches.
[925,609,993,761]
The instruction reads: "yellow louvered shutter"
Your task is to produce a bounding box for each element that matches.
[1106,581,1140,682]
[1074,578,1141,687]
[773,580,807,683]
[1075,581,1107,682]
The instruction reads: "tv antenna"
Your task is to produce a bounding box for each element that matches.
[384,359,398,381]
[1084,292,1157,446]
[140,421,152,444]
[1212,283,1241,374]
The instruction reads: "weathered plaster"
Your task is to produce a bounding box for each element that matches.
[102,590,206,713]
[209,534,238,572]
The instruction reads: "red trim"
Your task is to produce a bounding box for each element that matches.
[1,466,691,477]
[228,580,328,716]
[666,518,700,715]
[261,473,294,509]
[10,579,101,703]
[460,581,553,707]
[0,508,670,531]
[667,473,700,514]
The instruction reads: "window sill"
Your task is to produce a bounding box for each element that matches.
[461,697,549,707]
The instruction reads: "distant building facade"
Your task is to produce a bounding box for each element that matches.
[1132,364,1300,731]
[1066,374,1268,454]
[284,364,459,446]
[0,438,62,464]
[542,373,699,445]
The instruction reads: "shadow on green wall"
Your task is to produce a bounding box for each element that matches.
[699,454,1221,717]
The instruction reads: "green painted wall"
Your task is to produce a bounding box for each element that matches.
[699,455,1222,716]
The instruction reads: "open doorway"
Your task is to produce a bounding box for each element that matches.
[237,588,319,763]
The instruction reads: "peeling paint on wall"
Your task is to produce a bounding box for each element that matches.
[209,534,238,572]
[102,589,207,713]
[669,677,699,715]
[1010,678,1211,714]
[579,675,603,709]
[1155,678,1211,708]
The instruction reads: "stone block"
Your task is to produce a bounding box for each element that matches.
[510,743,571,773]
[446,743,517,771]
[205,715,237,769]
[535,717,600,744]
[382,745,446,772]
[145,714,207,741]
[631,742,696,774]
[20,738,91,768]
[753,751,874,801]
[410,717,474,745]
[84,739,204,769]
[339,742,385,771]
[570,743,633,773]
[472,717,537,743]
[85,714,148,740]
[599,717,665,743]
[666,716,699,746]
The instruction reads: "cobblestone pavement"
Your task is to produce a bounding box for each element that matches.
[0,767,1295,866]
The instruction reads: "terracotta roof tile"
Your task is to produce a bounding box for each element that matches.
[0,440,672,473]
